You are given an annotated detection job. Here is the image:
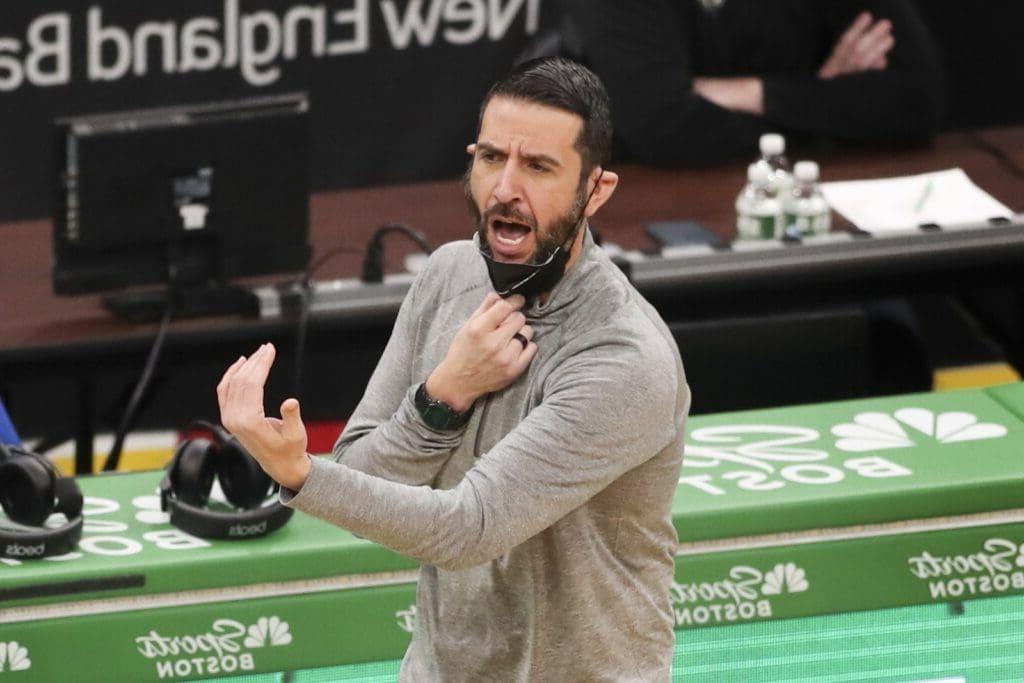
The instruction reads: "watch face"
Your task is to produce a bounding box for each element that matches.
[415,382,466,431]
[421,402,455,431]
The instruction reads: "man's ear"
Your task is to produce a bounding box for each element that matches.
[466,144,477,156]
[583,168,620,218]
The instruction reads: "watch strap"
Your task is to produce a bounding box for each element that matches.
[414,383,473,431]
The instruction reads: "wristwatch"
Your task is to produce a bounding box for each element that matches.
[414,383,474,431]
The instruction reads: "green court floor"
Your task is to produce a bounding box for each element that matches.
[198,594,1024,682]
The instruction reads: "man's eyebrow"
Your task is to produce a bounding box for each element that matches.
[521,150,562,169]
[475,142,562,169]
[475,141,506,156]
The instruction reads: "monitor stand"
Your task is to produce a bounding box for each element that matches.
[102,283,260,323]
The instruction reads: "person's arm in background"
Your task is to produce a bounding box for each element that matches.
[564,0,770,167]
[699,1,944,142]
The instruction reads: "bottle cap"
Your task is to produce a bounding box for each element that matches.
[759,133,785,156]
[747,162,770,182]
[794,161,819,182]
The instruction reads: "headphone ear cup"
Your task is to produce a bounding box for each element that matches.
[170,438,217,508]
[217,438,272,509]
[0,455,56,527]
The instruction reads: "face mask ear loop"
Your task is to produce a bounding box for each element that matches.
[560,168,604,254]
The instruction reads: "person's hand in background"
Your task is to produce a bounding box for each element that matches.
[818,12,894,79]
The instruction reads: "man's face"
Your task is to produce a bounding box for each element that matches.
[466,96,589,265]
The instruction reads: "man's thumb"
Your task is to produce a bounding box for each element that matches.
[280,398,305,438]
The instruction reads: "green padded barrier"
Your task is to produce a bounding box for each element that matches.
[199,594,1024,682]
[675,386,1024,542]
[2,385,1024,681]
[985,381,1024,422]
[670,386,1024,628]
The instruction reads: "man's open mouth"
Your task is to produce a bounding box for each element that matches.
[490,217,534,250]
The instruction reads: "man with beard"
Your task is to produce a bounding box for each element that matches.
[217,57,690,681]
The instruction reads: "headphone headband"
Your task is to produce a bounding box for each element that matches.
[0,515,84,559]
[0,445,85,559]
[159,432,294,540]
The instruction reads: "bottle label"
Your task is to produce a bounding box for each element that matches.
[737,214,778,240]
[784,211,831,236]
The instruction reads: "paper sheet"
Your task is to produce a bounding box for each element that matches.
[819,168,1013,233]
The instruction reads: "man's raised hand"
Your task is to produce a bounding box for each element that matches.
[217,343,311,491]
[425,293,537,412]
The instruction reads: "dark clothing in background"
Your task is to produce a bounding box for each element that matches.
[564,0,944,166]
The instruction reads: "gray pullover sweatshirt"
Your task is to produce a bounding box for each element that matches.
[283,230,690,681]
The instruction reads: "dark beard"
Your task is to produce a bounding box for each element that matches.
[465,173,589,265]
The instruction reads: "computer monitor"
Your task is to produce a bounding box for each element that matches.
[52,93,312,321]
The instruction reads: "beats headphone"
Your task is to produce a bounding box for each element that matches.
[160,421,293,539]
[0,443,84,559]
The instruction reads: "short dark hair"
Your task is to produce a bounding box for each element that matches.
[478,57,613,176]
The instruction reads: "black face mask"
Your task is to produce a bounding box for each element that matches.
[479,244,572,299]
[476,171,602,302]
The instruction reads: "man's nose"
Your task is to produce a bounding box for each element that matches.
[492,164,524,204]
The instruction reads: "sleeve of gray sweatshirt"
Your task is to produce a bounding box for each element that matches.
[327,257,468,486]
[282,334,680,571]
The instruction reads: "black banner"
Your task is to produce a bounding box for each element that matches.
[0,0,555,221]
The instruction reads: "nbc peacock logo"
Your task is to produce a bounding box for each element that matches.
[0,641,31,672]
[760,562,810,595]
[243,616,292,648]
[832,408,1007,453]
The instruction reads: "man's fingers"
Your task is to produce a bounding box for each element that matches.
[834,12,873,60]
[234,344,276,401]
[841,12,874,45]
[280,398,305,442]
[217,355,247,410]
[222,344,276,432]
[470,292,502,319]
[477,294,525,330]
[820,12,877,79]
[851,20,893,69]
[495,309,528,347]
[217,355,247,391]
[854,32,894,71]
[512,340,539,373]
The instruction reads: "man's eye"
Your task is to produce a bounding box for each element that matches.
[480,152,498,163]
[529,162,548,173]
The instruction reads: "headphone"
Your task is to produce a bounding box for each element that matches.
[0,443,84,559]
[160,422,293,540]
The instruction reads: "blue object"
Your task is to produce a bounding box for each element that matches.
[0,398,20,446]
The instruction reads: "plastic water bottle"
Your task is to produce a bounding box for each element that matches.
[736,163,781,240]
[783,161,831,237]
[758,133,792,197]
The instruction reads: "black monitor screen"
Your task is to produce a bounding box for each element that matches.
[52,93,311,317]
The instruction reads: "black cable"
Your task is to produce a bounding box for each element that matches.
[289,244,362,398]
[291,279,312,398]
[361,223,432,283]
[306,244,364,279]
[102,296,174,472]
[967,131,1024,179]
[289,224,432,398]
